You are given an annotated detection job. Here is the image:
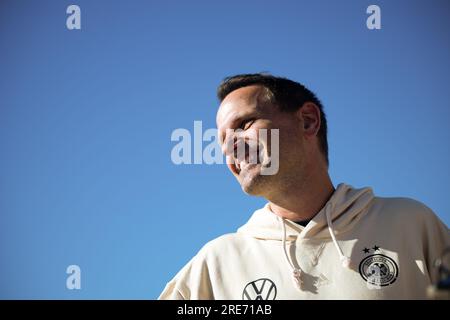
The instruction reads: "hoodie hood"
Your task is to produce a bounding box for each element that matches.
[237,183,375,290]
[237,183,374,241]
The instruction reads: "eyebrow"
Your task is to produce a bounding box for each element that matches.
[219,112,258,146]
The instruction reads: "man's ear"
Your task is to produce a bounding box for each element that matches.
[296,102,321,138]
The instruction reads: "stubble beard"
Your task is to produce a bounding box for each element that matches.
[238,163,280,197]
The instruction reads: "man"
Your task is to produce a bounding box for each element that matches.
[159,73,449,299]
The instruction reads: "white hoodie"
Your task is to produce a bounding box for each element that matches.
[159,183,450,299]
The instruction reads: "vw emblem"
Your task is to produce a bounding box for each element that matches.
[242,278,277,300]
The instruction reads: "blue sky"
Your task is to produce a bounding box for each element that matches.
[0,0,449,299]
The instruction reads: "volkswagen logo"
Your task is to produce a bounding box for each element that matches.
[242,278,277,300]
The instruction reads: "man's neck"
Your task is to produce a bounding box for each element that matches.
[267,171,335,222]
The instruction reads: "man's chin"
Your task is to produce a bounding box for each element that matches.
[238,172,267,196]
[240,183,257,195]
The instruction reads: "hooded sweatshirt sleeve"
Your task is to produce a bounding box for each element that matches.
[419,203,450,285]
[158,279,186,300]
[158,247,215,300]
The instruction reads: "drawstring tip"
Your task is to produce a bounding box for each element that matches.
[340,256,351,268]
[292,268,303,290]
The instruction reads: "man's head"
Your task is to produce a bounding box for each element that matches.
[216,73,328,198]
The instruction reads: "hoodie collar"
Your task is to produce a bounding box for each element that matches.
[237,183,374,240]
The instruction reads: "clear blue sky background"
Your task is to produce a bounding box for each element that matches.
[0,0,449,299]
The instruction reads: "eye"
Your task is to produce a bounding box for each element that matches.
[240,119,255,130]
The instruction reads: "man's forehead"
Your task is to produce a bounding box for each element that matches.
[216,85,267,124]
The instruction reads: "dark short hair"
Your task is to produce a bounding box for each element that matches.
[217,73,328,165]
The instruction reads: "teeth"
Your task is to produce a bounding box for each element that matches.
[235,159,241,171]
[239,160,246,171]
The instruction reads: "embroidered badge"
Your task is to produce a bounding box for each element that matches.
[359,245,398,287]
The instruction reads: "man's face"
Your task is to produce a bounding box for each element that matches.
[216,85,307,197]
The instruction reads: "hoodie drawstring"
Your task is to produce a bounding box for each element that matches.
[279,202,351,291]
[279,216,303,290]
[325,202,352,269]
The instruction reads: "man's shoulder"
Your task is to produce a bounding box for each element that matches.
[203,232,247,250]
[371,195,437,221]
[194,232,249,259]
